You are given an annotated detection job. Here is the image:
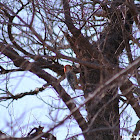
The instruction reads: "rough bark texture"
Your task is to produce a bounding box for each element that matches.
[79,1,133,140]
[61,0,135,139]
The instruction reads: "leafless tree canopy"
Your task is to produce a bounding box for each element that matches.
[0,0,139,139]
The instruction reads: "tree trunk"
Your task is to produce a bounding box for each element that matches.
[81,2,133,140]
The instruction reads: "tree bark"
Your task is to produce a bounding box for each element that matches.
[81,2,133,140]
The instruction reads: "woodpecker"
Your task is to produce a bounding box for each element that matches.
[64,65,82,91]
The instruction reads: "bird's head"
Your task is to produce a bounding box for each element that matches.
[64,65,72,73]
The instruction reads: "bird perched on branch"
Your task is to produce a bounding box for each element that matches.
[64,65,82,91]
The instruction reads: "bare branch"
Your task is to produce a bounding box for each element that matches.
[62,0,80,36]
[36,56,140,139]
[0,42,88,134]
[0,83,49,101]
[125,0,140,30]
[0,66,24,74]
[131,120,140,140]
[120,80,140,118]
[29,0,35,27]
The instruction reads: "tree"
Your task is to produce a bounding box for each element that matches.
[0,0,139,139]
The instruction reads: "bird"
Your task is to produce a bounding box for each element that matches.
[64,65,82,91]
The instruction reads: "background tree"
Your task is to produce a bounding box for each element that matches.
[0,0,139,139]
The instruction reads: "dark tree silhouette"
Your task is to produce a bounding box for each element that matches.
[0,0,139,139]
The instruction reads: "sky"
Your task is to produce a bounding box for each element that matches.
[0,68,139,140]
[0,70,85,140]
[0,0,140,139]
